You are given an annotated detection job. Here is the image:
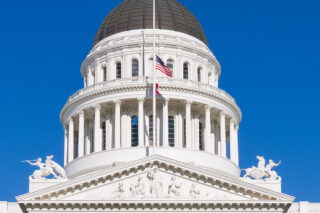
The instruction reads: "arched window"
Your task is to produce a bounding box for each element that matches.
[168,116,175,147]
[149,115,153,144]
[131,115,138,147]
[197,67,201,82]
[102,122,106,150]
[167,59,174,71]
[102,65,107,81]
[183,63,189,79]
[148,57,154,76]
[199,122,204,151]
[132,59,139,77]
[116,62,121,79]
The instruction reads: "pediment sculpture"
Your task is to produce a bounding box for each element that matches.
[23,155,67,181]
[106,167,211,200]
[242,155,281,181]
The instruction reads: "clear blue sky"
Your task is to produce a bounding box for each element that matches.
[0,0,319,202]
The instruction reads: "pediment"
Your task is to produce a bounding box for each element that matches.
[56,169,248,201]
[17,155,294,204]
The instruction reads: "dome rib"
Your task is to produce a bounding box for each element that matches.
[93,0,208,46]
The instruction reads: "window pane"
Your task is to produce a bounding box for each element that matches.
[197,68,201,82]
[102,122,106,150]
[149,115,153,144]
[116,63,121,79]
[168,116,175,147]
[131,116,138,147]
[132,60,139,77]
[199,123,203,151]
[103,66,107,81]
[183,63,188,79]
[167,60,174,71]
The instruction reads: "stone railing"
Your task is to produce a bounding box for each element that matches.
[67,77,235,104]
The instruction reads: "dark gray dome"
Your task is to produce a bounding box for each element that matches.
[93,0,208,46]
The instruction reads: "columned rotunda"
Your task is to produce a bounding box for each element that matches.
[60,0,241,180]
[1,0,319,213]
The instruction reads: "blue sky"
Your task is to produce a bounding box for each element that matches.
[0,0,319,202]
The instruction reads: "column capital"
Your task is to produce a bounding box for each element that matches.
[137,97,145,103]
[220,111,226,116]
[230,118,236,124]
[185,100,193,106]
[113,99,122,105]
[235,125,239,131]
[67,117,74,123]
[205,104,212,111]
[163,97,170,103]
[94,104,101,110]
[78,110,85,116]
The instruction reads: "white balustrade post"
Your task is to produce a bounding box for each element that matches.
[220,111,227,158]
[138,98,145,147]
[68,118,74,162]
[114,100,121,149]
[162,98,169,147]
[205,105,211,152]
[94,105,102,152]
[78,110,85,157]
[235,125,239,165]
[63,126,68,166]
[230,119,237,163]
[185,100,192,149]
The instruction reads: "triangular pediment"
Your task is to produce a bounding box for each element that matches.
[17,155,294,211]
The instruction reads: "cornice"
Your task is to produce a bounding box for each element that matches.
[20,200,292,212]
[60,77,242,124]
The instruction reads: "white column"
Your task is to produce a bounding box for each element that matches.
[205,105,211,152]
[214,121,220,155]
[85,122,91,155]
[162,98,169,147]
[235,125,239,165]
[105,114,112,150]
[63,126,68,166]
[114,100,121,149]
[185,100,192,149]
[94,104,102,152]
[178,111,183,148]
[230,119,237,163]
[121,113,128,148]
[174,114,179,148]
[78,110,85,157]
[220,111,227,158]
[67,118,74,163]
[138,98,145,147]
[211,120,215,154]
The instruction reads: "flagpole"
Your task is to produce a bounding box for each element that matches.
[152,0,156,155]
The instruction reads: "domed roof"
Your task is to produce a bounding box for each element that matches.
[93,0,208,46]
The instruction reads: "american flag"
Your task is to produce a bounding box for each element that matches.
[156,55,173,77]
